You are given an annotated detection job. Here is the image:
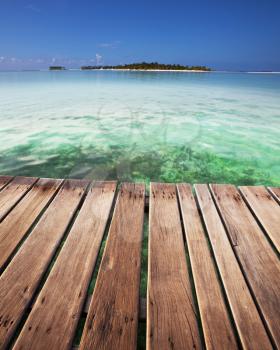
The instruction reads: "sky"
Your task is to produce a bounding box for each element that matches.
[0,0,280,71]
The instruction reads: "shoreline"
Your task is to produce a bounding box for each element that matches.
[78,68,211,73]
[77,69,280,74]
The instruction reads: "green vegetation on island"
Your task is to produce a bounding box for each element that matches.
[49,66,66,70]
[81,62,211,71]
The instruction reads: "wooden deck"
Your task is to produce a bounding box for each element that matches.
[0,176,279,350]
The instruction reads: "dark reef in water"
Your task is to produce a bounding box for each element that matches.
[0,143,277,187]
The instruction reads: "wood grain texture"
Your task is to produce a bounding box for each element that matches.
[195,184,272,350]
[177,184,238,350]
[14,181,117,350]
[267,187,280,204]
[0,176,37,221]
[80,183,145,350]
[239,186,280,253]
[0,179,88,349]
[210,184,280,348]
[147,183,201,350]
[0,176,13,191]
[0,178,62,271]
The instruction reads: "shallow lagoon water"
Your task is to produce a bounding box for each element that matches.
[0,70,279,185]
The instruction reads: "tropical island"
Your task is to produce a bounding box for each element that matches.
[49,66,66,70]
[80,62,211,71]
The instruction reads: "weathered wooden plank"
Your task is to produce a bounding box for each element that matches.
[0,179,88,349]
[195,184,272,350]
[147,183,201,350]
[83,295,147,321]
[177,184,238,350]
[0,176,37,221]
[0,176,13,191]
[80,183,145,350]
[14,181,117,350]
[210,184,280,348]
[240,186,280,253]
[267,187,280,204]
[0,178,62,271]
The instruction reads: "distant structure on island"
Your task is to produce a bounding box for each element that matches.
[81,62,211,71]
[49,66,66,71]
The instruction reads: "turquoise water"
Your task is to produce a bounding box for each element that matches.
[0,71,279,185]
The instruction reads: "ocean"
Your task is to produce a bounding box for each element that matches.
[0,70,279,185]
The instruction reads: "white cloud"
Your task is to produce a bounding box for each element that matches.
[0,56,5,63]
[98,41,120,49]
[66,59,76,64]
[95,53,103,65]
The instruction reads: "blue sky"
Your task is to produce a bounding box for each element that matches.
[0,0,280,71]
